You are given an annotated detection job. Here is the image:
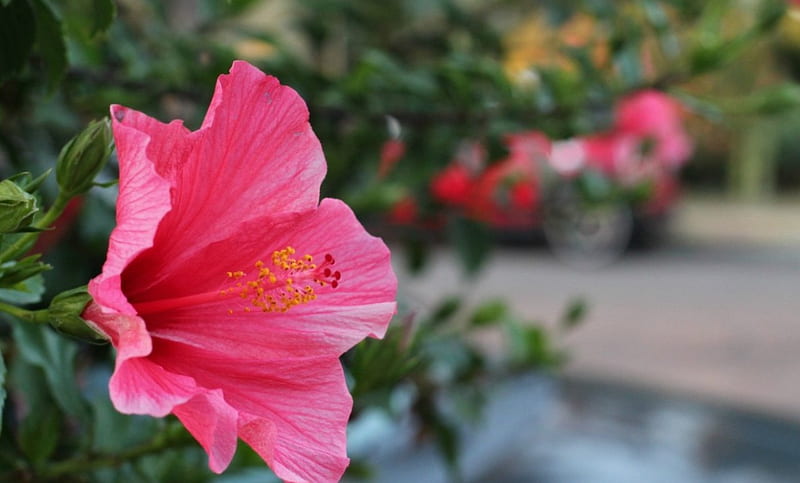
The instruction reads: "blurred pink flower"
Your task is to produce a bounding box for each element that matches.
[509,179,537,210]
[548,139,586,177]
[581,131,634,176]
[504,131,550,166]
[469,132,542,227]
[84,61,397,482]
[378,138,405,178]
[615,89,692,168]
[581,90,692,184]
[430,163,473,206]
[388,195,419,224]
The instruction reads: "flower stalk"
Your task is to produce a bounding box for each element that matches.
[0,301,49,324]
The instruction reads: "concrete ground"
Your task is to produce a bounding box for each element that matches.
[393,196,800,421]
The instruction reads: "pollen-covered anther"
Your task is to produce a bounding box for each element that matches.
[222,246,340,314]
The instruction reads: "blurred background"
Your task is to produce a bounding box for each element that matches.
[2,0,800,481]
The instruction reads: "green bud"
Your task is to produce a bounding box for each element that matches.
[0,179,39,233]
[56,118,113,197]
[47,286,108,343]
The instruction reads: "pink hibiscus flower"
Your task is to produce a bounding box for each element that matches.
[467,132,543,228]
[430,163,473,207]
[580,90,692,185]
[615,89,692,168]
[83,61,397,482]
[548,138,586,177]
[377,138,405,178]
[388,195,419,224]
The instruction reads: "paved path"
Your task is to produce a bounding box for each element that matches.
[393,198,800,420]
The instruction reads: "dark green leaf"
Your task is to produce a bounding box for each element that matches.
[560,297,588,330]
[348,325,421,401]
[614,45,643,88]
[30,0,67,91]
[447,216,490,275]
[18,403,60,465]
[0,273,45,305]
[754,0,786,34]
[343,460,374,480]
[12,323,90,424]
[469,298,508,327]
[506,320,562,370]
[429,296,461,326]
[0,351,5,439]
[90,0,115,35]
[92,178,119,188]
[7,351,59,468]
[85,367,159,454]
[0,0,36,81]
[7,169,50,193]
[403,236,428,275]
[432,417,459,473]
[0,255,51,288]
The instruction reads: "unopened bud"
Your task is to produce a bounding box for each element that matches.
[56,118,113,197]
[48,287,107,343]
[0,179,39,233]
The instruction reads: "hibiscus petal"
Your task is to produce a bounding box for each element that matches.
[173,389,239,473]
[82,301,151,363]
[88,106,177,314]
[147,300,396,360]
[196,60,325,217]
[120,61,328,299]
[142,198,396,358]
[108,357,197,417]
[82,304,199,418]
[149,339,351,483]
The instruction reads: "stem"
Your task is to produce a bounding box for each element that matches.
[0,302,49,324]
[39,428,195,479]
[0,192,72,262]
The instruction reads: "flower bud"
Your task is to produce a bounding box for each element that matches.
[0,179,39,233]
[56,118,113,197]
[48,287,108,343]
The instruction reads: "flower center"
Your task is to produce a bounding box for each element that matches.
[131,246,340,316]
[220,246,341,314]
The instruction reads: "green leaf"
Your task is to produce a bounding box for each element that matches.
[0,351,5,439]
[30,0,67,91]
[348,325,421,401]
[90,0,115,36]
[88,375,159,453]
[0,273,45,305]
[403,236,428,275]
[12,323,90,425]
[433,418,459,473]
[428,296,461,326]
[6,170,51,194]
[0,0,36,82]
[469,298,508,327]
[0,255,51,288]
[505,321,562,370]
[560,297,588,330]
[18,403,60,465]
[754,0,786,34]
[447,216,490,275]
